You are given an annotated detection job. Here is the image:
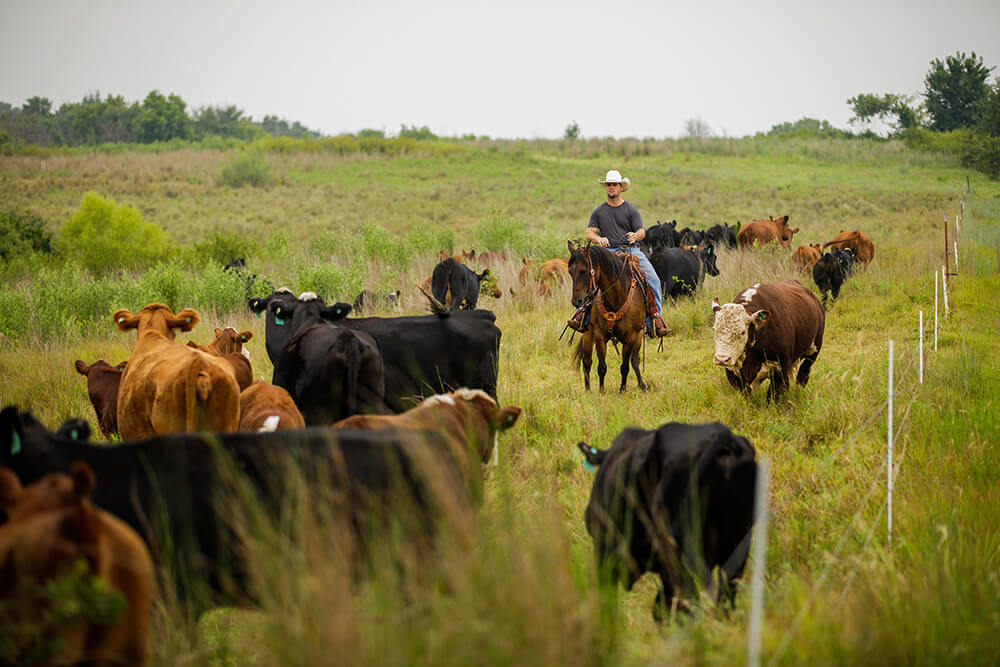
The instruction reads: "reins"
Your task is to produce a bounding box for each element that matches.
[585,245,644,339]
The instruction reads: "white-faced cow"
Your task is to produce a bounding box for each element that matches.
[711,280,824,400]
[578,421,758,620]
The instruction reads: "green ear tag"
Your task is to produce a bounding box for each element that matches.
[118,317,125,323]
[186,318,191,323]
[71,429,78,440]
[255,312,261,319]
[274,317,285,326]
[583,460,596,473]
[590,447,597,454]
[11,431,21,455]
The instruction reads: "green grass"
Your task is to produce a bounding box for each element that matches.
[1,135,998,665]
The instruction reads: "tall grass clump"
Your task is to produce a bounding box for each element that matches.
[189,231,260,267]
[57,192,172,275]
[470,209,535,257]
[296,263,364,302]
[218,149,276,188]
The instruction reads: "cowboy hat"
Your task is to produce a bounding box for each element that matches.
[598,169,630,191]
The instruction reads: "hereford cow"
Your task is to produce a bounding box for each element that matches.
[737,215,799,249]
[791,244,823,273]
[0,406,480,613]
[578,421,758,619]
[711,280,825,400]
[269,295,385,424]
[649,244,720,299]
[186,327,254,391]
[0,462,155,665]
[813,248,855,304]
[74,359,127,438]
[431,257,490,310]
[822,229,875,266]
[114,304,241,439]
[238,380,306,432]
[249,290,502,413]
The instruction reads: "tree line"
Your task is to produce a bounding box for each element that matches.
[0,90,319,148]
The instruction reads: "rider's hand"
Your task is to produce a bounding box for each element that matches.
[600,237,610,247]
[626,232,636,244]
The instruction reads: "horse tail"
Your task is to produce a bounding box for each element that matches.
[571,338,584,370]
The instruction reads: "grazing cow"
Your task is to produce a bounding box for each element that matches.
[249,291,502,413]
[577,421,758,619]
[711,280,825,400]
[737,215,799,249]
[649,244,720,299]
[431,257,490,310]
[0,462,155,665]
[353,289,403,315]
[677,226,705,248]
[0,407,480,613]
[644,220,680,250]
[186,327,254,391]
[334,389,522,473]
[822,229,875,266]
[475,250,509,266]
[238,380,306,432]
[517,257,570,298]
[704,223,739,249]
[73,359,127,438]
[792,244,823,273]
[269,295,384,424]
[812,248,855,304]
[114,304,241,439]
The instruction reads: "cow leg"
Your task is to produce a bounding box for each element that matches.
[595,339,608,392]
[767,365,790,401]
[831,282,841,300]
[725,369,746,393]
[796,344,820,386]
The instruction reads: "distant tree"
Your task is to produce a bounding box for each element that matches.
[924,51,994,132]
[961,79,1000,180]
[194,105,257,140]
[683,116,712,138]
[564,121,580,140]
[357,128,385,139]
[847,93,923,134]
[398,124,437,140]
[133,90,191,143]
[23,96,52,115]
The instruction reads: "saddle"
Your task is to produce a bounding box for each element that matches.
[594,250,658,334]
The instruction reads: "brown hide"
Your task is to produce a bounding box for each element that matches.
[115,304,240,439]
[186,327,254,390]
[238,380,306,431]
[74,359,127,438]
[737,215,799,249]
[791,244,823,272]
[0,463,154,665]
[823,229,875,266]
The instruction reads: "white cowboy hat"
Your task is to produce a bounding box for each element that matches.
[598,170,630,191]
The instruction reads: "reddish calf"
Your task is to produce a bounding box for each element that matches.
[74,359,127,438]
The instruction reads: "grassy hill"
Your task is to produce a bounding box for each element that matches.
[1,136,998,665]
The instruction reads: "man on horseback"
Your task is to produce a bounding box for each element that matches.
[567,170,671,338]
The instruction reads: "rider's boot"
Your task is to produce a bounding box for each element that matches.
[567,305,589,332]
[643,283,671,338]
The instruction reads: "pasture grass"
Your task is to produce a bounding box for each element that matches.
[1,136,998,665]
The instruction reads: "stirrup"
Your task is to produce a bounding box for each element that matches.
[567,317,586,332]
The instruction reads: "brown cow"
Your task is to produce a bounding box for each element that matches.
[238,380,306,432]
[186,327,254,390]
[517,257,570,297]
[114,304,241,439]
[711,280,824,400]
[74,359,127,438]
[333,388,521,473]
[737,215,799,249]
[822,229,875,266]
[0,462,155,665]
[791,244,823,272]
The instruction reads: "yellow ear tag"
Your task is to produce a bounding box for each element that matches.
[118,317,125,323]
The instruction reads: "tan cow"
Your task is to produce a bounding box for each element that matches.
[238,380,306,432]
[186,327,254,390]
[737,215,799,249]
[114,304,241,439]
[333,388,521,475]
[822,229,875,266]
[0,462,155,665]
[791,244,823,272]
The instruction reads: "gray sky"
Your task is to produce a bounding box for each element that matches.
[2,0,999,139]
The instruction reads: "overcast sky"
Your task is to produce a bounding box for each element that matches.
[2,0,999,139]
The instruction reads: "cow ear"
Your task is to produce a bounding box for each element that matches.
[577,441,607,471]
[498,406,521,430]
[751,310,770,327]
[74,360,89,375]
[238,330,253,343]
[169,308,200,332]
[712,297,722,314]
[70,462,96,498]
[0,468,23,509]
[214,327,223,336]
[113,309,140,332]
[321,302,352,321]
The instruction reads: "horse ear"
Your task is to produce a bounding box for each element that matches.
[567,240,576,254]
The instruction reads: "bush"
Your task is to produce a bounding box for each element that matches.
[962,133,1000,180]
[218,149,275,188]
[361,222,409,269]
[296,263,363,303]
[190,231,260,267]
[900,127,971,155]
[470,209,533,257]
[406,225,455,256]
[0,209,53,261]
[57,192,172,275]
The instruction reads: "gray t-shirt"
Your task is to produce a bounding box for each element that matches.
[588,201,644,246]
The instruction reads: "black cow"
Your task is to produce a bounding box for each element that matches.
[578,421,758,619]
[353,289,402,315]
[249,291,502,413]
[0,406,477,614]
[649,244,720,299]
[677,226,705,248]
[431,257,489,311]
[812,248,854,304]
[644,220,679,250]
[704,223,738,249]
[269,294,385,424]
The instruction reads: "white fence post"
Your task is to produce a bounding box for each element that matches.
[747,456,771,667]
[934,272,939,351]
[888,340,894,548]
[919,311,924,384]
[955,242,959,272]
[942,266,949,317]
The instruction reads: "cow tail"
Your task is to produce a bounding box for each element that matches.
[186,355,213,432]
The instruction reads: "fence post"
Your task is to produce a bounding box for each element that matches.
[934,272,939,351]
[888,340,894,548]
[919,311,923,384]
[942,266,949,317]
[747,456,771,667]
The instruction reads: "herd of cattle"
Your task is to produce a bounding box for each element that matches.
[0,215,877,663]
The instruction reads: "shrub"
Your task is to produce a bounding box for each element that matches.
[0,209,53,261]
[360,222,409,268]
[57,192,171,275]
[961,133,1000,180]
[470,209,533,257]
[218,149,275,188]
[900,127,970,155]
[296,263,362,303]
[190,231,260,267]
[406,225,454,256]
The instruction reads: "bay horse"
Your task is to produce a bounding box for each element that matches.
[567,241,647,391]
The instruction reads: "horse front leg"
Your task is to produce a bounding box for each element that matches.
[595,337,608,392]
[623,337,645,391]
[580,332,594,391]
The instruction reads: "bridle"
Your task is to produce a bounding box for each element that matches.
[580,245,640,334]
